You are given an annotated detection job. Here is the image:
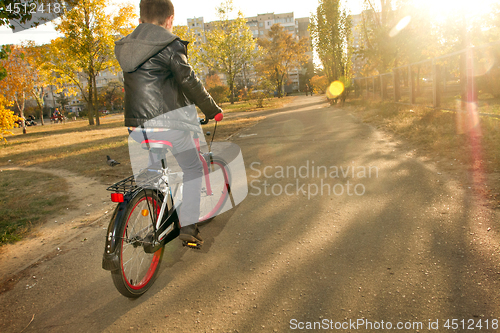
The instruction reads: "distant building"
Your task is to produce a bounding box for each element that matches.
[245,12,296,38]
[187,17,206,45]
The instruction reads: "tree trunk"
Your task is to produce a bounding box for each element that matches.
[87,77,95,125]
[32,88,45,125]
[50,85,56,118]
[229,80,235,104]
[416,66,421,97]
[16,93,27,134]
[228,64,234,104]
[38,89,44,125]
[93,75,100,126]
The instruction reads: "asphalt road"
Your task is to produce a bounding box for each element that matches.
[1,95,499,332]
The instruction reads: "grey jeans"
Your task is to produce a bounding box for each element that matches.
[130,129,203,227]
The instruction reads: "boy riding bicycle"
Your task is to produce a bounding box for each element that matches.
[115,0,223,244]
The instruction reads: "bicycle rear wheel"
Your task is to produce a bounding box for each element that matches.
[199,157,231,221]
[111,189,164,298]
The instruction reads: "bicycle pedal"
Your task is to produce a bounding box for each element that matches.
[182,241,201,249]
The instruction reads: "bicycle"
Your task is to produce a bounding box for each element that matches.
[102,116,233,298]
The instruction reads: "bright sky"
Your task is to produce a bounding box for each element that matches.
[410,0,498,23]
[0,0,364,46]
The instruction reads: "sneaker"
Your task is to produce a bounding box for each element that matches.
[179,224,203,244]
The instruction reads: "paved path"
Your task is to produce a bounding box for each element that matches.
[1,95,499,332]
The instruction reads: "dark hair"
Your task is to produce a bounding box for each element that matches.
[140,0,174,25]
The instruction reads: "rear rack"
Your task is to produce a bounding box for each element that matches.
[106,175,138,193]
[107,172,164,193]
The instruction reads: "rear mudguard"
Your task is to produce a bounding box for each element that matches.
[102,197,130,271]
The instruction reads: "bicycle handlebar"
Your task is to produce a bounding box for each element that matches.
[199,112,223,125]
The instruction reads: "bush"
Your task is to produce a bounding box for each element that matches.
[477,65,500,98]
[251,90,269,108]
[238,88,253,102]
[207,85,230,104]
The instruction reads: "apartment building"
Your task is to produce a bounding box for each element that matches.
[244,12,296,38]
[186,17,206,45]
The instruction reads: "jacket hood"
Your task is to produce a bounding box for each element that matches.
[115,23,179,72]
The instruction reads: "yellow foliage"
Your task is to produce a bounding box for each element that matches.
[0,95,19,142]
[205,74,224,89]
[173,25,202,74]
[310,75,329,94]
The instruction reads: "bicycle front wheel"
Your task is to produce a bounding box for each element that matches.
[111,189,164,298]
[199,157,231,221]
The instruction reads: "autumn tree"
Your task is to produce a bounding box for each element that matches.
[21,42,59,126]
[0,45,18,139]
[0,45,11,81]
[0,1,78,87]
[354,0,438,76]
[0,45,36,134]
[98,80,124,111]
[355,1,398,75]
[0,43,19,138]
[257,24,308,98]
[201,0,256,104]
[172,25,202,75]
[310,0,351,83]
[44,0,136,126]
[0,95,18,141]
[431,3,494,104]
[476,5,500,98]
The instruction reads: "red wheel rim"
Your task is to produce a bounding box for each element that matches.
[121,196,162,290]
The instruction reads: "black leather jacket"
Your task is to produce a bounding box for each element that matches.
[115,23,222,130]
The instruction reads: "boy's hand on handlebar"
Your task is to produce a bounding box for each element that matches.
[214,112,223,122]
[199,112,222,125]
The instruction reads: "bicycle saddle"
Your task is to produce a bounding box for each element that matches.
[141,140,173,155]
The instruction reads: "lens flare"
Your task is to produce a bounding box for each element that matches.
[455,100,480,134]
[327,81,344,98]
[389,16,411,37]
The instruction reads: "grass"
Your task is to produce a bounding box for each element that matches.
[346,98,500,206]
[0,170,70,245]
[220,96,295,113]
[0,111,269,244]
[2,114,266,183]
